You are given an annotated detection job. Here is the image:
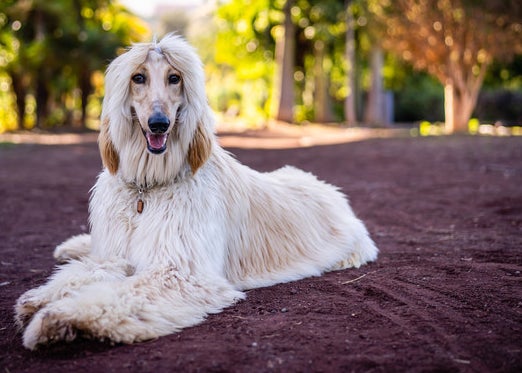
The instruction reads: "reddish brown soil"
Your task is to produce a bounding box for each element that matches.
[0,131,521,372]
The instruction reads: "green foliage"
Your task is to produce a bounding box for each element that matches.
[212,0,277,123]
[216,0,275,76]
[213,0,353,124]
[473,89,522,125]
[468,118,479,134]
[394,70,444,123]
[0,71,17,131]
[483,55,522,90]
[209,0,522,127]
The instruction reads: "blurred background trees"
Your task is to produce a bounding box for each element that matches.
[210,0,522,132]
[369,0,522,132]
[0,0,521,133]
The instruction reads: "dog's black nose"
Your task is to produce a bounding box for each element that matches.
[148,113,170,133]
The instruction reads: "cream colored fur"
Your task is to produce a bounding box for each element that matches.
[15,35,378,350]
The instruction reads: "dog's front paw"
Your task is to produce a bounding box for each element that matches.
[53,234,91,263]
[23,309,77,350]
[15,289,49,329]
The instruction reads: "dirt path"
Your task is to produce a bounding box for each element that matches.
[1,131,521,372]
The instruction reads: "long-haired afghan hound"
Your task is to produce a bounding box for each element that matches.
[15,34,378,350]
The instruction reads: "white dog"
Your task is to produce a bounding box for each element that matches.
[15,35,378,350]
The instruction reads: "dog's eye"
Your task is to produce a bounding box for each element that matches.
[168,74,181,85]
[132,74,146,84]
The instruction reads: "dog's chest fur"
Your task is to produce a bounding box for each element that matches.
[88,168,227,271]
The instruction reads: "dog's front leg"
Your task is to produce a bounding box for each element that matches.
[53,234,92,263]
[21,265,244,350]
[15,256,133,329]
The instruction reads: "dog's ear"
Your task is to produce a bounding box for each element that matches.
[187,123,212,174]
[99,118,119,174]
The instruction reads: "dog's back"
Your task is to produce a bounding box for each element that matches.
[209,149,378,290]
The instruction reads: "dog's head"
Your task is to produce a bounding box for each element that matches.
[100,35,213,184]
[129,49,183,155]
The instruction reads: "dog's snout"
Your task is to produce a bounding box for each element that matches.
[148,112,170,133]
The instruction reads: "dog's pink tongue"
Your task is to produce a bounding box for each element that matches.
[147,133,167,150]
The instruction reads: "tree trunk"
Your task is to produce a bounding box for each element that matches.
[74,0,90,129]
[78,67,92,128]
[314,40,333,123]
[344,0,357,126]
[34,8,48,128]
[35,74,49,129]
[364,46,385,126]
[444,82,476,134]
[443,60,488,133]
[275,0,295,123]
[10,73,27,130]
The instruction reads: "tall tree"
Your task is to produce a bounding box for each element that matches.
[275,0,296,122]
[312,39,334,122]
[370,0,522,133]
[364,45,385,126]
[344,0,357,125]
[296,0,344,123]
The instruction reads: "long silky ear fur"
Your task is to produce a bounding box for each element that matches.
[99,118,119,174]
[187,123,212,175]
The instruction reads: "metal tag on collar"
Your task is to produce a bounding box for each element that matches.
[137,188,144,214]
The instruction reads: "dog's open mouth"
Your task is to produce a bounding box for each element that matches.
[144,131,169,154]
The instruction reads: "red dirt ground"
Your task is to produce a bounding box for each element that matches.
[0,129,521,372]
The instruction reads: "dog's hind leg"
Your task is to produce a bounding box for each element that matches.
[328,218,378,271]
[53,234,92,263]
[21,266,244,350]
